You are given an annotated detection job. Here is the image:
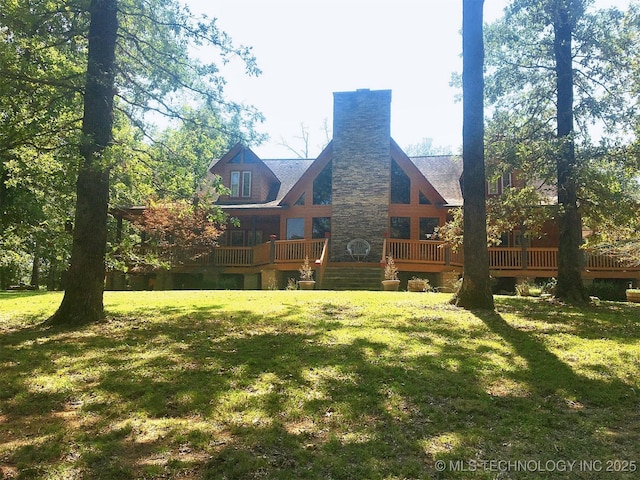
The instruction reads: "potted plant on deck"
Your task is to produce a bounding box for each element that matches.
[381,255,400,291]
[298,256,316,290]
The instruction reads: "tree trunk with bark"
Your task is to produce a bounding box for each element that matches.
[30,241,40,288]
[454,0,495,310]
[553,2,589,303]
[48,0,118,325]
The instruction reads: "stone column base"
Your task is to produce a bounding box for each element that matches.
[261,270,278,290]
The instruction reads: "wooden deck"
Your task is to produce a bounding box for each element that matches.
[145,238,640,282]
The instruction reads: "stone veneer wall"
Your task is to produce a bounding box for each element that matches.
[330,89,392,262]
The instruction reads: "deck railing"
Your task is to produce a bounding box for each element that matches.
[315,238,330,285]
[200,239,327,267]
[489,247,522,269]
[213,247,253,266]
[141,239,639,276]
[273,239,326,264]
[386,239,446,264]
[527,248,557,270]
[253,242,272,266]
[585,251,628,270]
[385,240,639,275]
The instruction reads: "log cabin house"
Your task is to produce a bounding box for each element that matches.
[109,89,640,291]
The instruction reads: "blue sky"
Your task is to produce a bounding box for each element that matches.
[184,0,630,158]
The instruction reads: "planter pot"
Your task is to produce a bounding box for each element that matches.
[626,290,640,302]
[298,280,316,290]
[381,279,400,291]
[407,280,428,292]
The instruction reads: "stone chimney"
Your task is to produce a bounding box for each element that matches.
[330,89,392,262]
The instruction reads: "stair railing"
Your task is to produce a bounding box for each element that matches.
[315,237,330,287]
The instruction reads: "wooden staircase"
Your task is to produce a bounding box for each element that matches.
[320,263,383,290]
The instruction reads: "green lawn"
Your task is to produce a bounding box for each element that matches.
[1,290,639,479]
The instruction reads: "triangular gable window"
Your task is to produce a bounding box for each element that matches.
[295,193,306,206]
[419,191,431,205]
[313,162,332,205]
[244,150,259,163]
[229,149,259,164]
[391,159,410,204]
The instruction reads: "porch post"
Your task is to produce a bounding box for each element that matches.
[269,234,277,264]
[251,215,257,246]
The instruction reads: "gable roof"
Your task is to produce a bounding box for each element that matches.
[208,155,314,209]
[209,143,463,209]
[280,141,333,207]
[390,139,447,206]
[262,158,315,206]
[411,155,463,206]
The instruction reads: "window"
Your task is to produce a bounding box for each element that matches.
[391,160,410,204]
[230,150,258,164]
[286,218,305,240]
[488,172,512,195]
[502,172,512,190]
[230,230,245,246]
[488,178,500,195]
[242,171,252,197]
[419,191,431,205]
[230,171,251,198]
[313,162,332,205]
[230,171,240,197]
[294,193,306,206]
[248,231,263,246]
[420,217,440,240]
[390,217,410,239]
[312,217,331,238]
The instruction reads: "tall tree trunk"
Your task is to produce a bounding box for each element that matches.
[30,240,40,288]
[48,0,118,325]
[553,2,588,303]
[454,0,494,310]
[0,165,8,290]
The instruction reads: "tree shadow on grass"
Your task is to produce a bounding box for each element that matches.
[497,296,640,341]
[1,305,491,478]
[2,301,639,479]
[475,309,636,405]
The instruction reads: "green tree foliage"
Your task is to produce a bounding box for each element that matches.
[483,0,640,302]
[107,105,239,278]
[0,0,262,322]
[404,137,456,156]
[0,1,84,288]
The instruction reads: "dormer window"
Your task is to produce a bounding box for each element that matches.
[488,172,512,195]
[231,171,252,197]
[502,172,512,189]
[488,178,500,195]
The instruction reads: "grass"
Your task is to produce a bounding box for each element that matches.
[1,290,639,479]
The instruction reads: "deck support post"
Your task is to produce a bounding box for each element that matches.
[269,235,277,264]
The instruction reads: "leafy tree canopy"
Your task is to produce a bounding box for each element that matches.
[480,0,640,243]
[0,0,264,289]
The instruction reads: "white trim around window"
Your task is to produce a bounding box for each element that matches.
[242,171,252,197]
[230,170,251,198]
[230,171,240,197]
